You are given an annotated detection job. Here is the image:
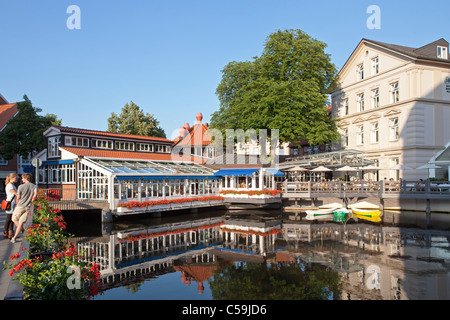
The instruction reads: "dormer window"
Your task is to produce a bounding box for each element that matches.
[48,136,61,157]
[437,46,448,59]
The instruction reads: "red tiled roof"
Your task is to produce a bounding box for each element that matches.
[175,123,212,147]
[275,251,296,263]
[173,265,217,283]
[52,126,172,143]
[0,103,18,130]
[60,147,206,164]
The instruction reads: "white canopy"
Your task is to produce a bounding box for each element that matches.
[311,166,333,172]
[416,163,441,170]
[285,166,310,172]
[336,165,358,172]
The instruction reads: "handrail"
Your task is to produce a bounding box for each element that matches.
[281,180,450,198]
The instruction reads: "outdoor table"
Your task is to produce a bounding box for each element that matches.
[437,184,450,192]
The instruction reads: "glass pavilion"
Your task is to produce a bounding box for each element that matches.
[40,157,221,211]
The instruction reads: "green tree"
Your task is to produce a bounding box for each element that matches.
[0,95,61,160]
[209,261,342,300]
[210,29,340,146]
[107,101,166,138]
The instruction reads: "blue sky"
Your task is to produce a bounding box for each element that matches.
[1,0,449,140]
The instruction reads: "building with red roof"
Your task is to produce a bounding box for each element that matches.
[0,99,36,195]
[172,113,216,160]
[0,101,19,194]
[34,124,221,212]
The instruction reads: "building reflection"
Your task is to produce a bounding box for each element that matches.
[282,215,450,300]
[74,212,450,299]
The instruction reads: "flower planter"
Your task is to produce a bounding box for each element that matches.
[155,204,170,210]
[250,194,270,199]
[171,203,189,209]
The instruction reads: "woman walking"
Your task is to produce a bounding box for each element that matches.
[3,173,18,239]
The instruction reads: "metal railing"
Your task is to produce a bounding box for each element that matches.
[281,180,450,199]
[38,187,108,202]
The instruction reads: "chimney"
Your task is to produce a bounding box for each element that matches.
[184,123,190,132]
[196,113,203,124]
[179,126,187,138]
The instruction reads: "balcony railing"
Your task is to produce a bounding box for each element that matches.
[38,186,107,202]
[281,180,450,198]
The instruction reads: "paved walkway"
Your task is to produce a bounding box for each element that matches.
[0,210,24,300]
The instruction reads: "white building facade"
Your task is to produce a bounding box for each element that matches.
[331,38,450,180]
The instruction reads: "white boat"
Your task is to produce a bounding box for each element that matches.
[305,208,338,216]
[305,214,334,221]
[334,208,351,214]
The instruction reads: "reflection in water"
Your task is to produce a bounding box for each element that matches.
[70,209,450,300]
[209,261,341,300]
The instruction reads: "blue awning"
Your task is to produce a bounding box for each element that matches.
[167,176,188,180]
[43,159,74,166]
[266,169,285,177]
[213,168,260,176]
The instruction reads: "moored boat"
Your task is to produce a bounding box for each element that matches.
[353,213,382,222]
[305,208,338,216]
[333,209,350,221]
[351,208,382,217]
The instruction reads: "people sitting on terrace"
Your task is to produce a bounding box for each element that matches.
[415,179,425,191]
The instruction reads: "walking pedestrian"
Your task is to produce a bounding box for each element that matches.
[3,173,18,239]
[10,173,37,243]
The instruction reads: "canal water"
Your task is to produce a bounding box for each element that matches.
[64,208,450,300]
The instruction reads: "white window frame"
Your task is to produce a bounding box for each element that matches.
[341,128,348,147]
[371,57,379,75]
[370,122,379,143]
[356,125,364,145]
[48,165,60,184]
[115,141,135,151]
[48,136,61,158]
[60,164,75,184]
[65,136,89,148]
[390,82,399,104]
[156,145,171,153]
[357,93,365,112]
[92,139,113,150]
[390,157,400,180]
[437,46,448,59]
[371,88,379,109]
[137,143,154,152]
[389,118,399,141]
[342,98,349,116]
[0,155,8,165]
[357,63,364,81]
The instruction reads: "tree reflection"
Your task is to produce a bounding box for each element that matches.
[209,260,342,300]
